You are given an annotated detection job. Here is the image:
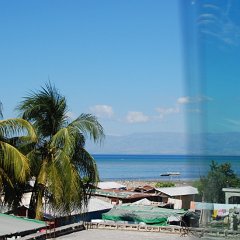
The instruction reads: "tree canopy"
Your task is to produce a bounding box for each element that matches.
[196,161,240,203]
[17,83,104,218]
[0,103,37,208]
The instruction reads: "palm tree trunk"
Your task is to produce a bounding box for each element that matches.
[29,181,44,219]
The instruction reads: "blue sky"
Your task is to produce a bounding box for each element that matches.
[0,0,188,135]
[182,0,240,134]
[2,1,238,136]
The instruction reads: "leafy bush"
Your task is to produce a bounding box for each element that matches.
[197,161,240,203]
[155,182,175,188]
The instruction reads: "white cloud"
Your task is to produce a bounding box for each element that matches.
[66,111,76,120]
[156,107,180,114]
[193,95,213,102]
[187,108,201,113]
[177,97,190,104]
[155,107,180,119]
[89,105,114,118]
[177,95,212,104]
[126,111,149,123]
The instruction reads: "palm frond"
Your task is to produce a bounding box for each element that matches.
[47,161,63,206]
[2,179,28,209]
[48,127,93,213]
[50,127,75,157]
[55,163,85,214]
[0,141,29,182]
[0,118,37,142]
[0,167,13,188]
[37,159,48,186]
[17,83,68,137]
[27,149,42,176]
[35,188,44,220]
[72,147,99,184]
[15,83,105,219]
[70,114,105,143]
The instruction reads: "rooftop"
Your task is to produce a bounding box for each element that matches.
[41,197,113,219]
[92,189,158,199]
[156,186,198,197]
[222,188,240,193]
[97,181,126,190]
[0,213,45,237]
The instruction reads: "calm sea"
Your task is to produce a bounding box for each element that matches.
[93,154,240,181]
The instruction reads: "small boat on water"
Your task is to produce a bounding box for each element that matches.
[160,172,181,177]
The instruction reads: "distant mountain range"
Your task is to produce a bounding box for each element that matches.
[85,132,240,155]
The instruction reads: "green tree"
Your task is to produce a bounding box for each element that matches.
[0,102,36,207]
[155,182,175,188]
[197,161,240,203]
[17,83,104,219]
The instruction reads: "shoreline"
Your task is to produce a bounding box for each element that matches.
[114,179,196,189]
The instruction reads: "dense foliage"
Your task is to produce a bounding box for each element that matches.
[155,181,175,188]
[195,161,240,203]
[0,102,37,208]
[0,83,104,219]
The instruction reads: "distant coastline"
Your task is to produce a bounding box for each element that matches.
[93,154,240,181]
[87,132,240,155]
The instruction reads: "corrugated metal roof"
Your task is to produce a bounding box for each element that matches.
[44,197,113,218]
[155,186,198,197]
[132,185,155,193]
[97,182,126,190]
[93,189,157,199]
[4,193,113,220]
[131,198,152,206]
[83,197,113,212]
[0,213,45,236]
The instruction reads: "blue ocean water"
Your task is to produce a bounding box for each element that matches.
[93,154,240,181]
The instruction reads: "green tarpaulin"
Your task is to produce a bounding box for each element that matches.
[102,204,186,226]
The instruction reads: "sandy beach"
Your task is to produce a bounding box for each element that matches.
[115,179,195,189]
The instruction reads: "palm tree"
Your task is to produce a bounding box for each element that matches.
[0,102,37,207]
[17,83,104,219]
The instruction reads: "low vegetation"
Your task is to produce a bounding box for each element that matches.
[155,181,175,188]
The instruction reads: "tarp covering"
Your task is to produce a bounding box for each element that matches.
[102,205,187,226]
